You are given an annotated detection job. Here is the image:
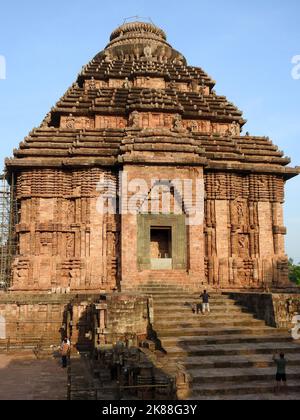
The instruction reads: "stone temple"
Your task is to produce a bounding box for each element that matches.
[4,21,299,293]
[0,22,300,400]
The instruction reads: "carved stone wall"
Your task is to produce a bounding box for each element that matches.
[60,115,95,130]
[121,165,204,291]
[59,112,240,135]
[0,293,150,349]
[229,293,300,328]
[204,172,288,288]
[12,169,120,292]
[95,115,127,129]
[94,293,150,345]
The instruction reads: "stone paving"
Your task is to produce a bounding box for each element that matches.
[0,353,67,400]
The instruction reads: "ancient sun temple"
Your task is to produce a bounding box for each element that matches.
[0,22,299,382]
[4,21,299,293]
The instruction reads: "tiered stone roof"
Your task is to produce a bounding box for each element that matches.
[38,87,245,123]
[6,21,299,179]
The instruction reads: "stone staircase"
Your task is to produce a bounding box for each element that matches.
[138,283,300,400]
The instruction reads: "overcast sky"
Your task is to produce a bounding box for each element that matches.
[0,0,299,261]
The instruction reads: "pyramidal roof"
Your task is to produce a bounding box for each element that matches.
[5,21,299,179]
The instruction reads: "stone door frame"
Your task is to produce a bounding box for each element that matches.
[137,214,187,271]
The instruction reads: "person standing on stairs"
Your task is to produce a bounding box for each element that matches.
[273,353,288,394]
[199,290,211,315]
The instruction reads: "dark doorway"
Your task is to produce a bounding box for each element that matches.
[150,227,172,259]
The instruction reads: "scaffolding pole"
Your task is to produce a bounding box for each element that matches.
[0,172,17,290]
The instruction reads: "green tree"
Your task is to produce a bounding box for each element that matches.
[289,259,300,285]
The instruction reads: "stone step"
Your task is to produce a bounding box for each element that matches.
[144,292,224,298]
[147,287,299,399]
[153,305,254,315]
[154,326,284,338]
[176,353,300,370]
[153,302,239,310]
[165,342,300,357]
[188,366,300,384]
[154,304,247,313]
[189,380,300,398]
[151,297,240,305]
[154,313,259,323]
[161,334,291,347]
[154,319,266,330]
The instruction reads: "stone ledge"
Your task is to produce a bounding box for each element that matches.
[227,292,300,328]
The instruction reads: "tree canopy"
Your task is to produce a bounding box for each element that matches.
[289,259,300,285]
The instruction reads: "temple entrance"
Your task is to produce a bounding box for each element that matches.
[150,227,172,270]
[137,214,187,271]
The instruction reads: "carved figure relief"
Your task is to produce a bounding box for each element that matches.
[163,114,171,128]
[233,200,247,227]
[129,111,140,128]
[237,201,245,225]
[66,233,75,258]
[168,81,176,90]
[190,80,199,93]
[88,77,97,90]
[238,235,250,258]
[123,77,130,89]
[104,50,112,63]
[96,116,126,129]
[81,117,94,129]
[229,121,240,136]
[173,114,184,131]
[189,121,198,132]
[66,114,76,129]
[144,45,153,60]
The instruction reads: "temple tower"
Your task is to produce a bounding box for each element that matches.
[4,21,299,293]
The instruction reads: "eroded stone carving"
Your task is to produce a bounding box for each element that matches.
[173,114,185,132]
[229,121,240,136]
[66,114,76,129]
[144,45,153,60]
[129,111,140,129]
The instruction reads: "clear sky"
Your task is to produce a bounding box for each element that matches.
[0,0,299,261]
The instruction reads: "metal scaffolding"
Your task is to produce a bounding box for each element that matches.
[0,173,17,290]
